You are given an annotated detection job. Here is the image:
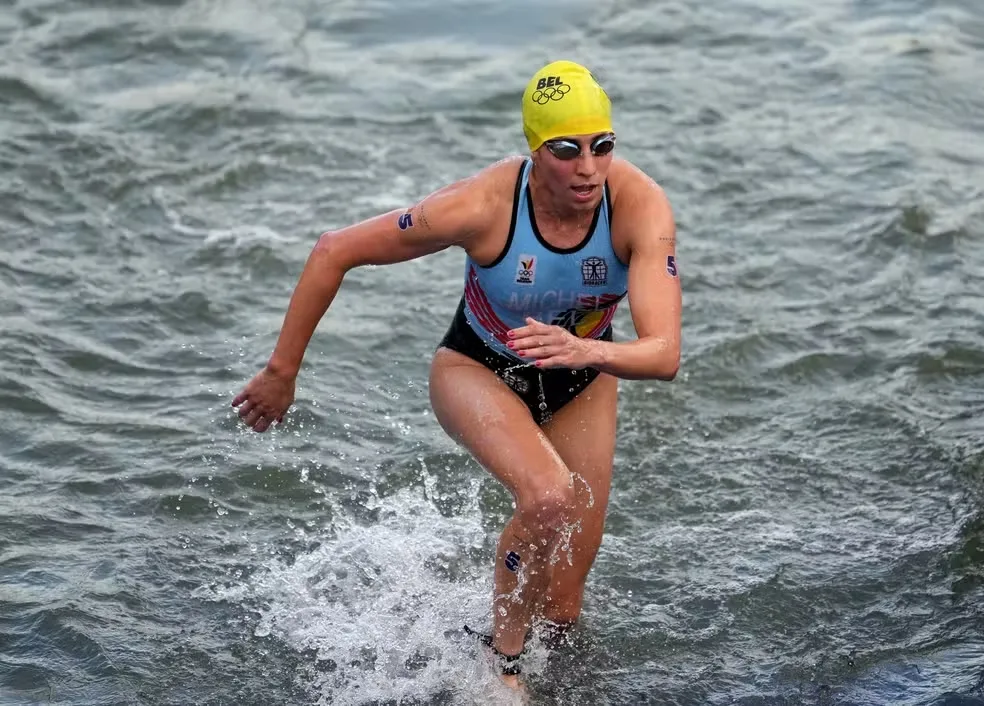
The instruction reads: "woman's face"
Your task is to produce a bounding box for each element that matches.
[531,132,616,212]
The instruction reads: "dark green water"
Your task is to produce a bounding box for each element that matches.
[2,0,984,704]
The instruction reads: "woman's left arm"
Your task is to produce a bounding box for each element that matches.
[588,173,682,380]
[507,170,682,380]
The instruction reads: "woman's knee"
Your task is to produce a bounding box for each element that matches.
[517,481,577,536]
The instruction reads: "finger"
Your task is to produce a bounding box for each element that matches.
[254,416,273,433]
[237,400,255,419]
[509,335,538,352]
[245,408,265,429]
[513,324,564,344]
[519,344,563,360]
[519,318,549,334]
[231,390,248,407]
[513,333,559,351]
[507,325,534,340]
[532,354,567,369]
[508,319,548,339]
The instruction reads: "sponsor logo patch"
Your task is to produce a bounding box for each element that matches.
[515,254,536,285]
[581,256,607,286]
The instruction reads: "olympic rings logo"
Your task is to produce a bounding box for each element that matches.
[531,84,570,104]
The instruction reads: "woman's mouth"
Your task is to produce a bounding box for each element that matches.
[571,184,596,201]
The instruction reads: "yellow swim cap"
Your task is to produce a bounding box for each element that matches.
[521,60,612,152]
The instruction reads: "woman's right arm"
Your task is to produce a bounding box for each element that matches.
[266,173,490,377]
[231,168,496,431]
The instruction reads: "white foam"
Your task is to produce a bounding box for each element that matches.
[209,481,531,706]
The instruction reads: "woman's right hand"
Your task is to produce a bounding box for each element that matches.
[231,365,296,432]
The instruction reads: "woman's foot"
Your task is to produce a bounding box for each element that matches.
[500,673,522,690]
[499,672,529,703]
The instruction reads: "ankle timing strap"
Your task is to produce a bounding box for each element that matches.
[463,625,523,676]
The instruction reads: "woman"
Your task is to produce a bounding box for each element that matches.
[231,60,682,688]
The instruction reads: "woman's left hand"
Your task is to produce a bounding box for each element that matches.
[507,317,598,370]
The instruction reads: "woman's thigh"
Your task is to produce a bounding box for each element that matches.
[428,347,573,510]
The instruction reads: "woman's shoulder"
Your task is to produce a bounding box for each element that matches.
[607,157,662,189]
[447,155,526,191]
[444,156,528,214]
[607,157,670,211]
[476,155,528,187]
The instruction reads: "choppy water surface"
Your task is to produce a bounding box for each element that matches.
[2,0,983,704]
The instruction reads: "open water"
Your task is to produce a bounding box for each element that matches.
[2,0,984,704]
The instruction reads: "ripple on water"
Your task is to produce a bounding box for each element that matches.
[1,0,983,703]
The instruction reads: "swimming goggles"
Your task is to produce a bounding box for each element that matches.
[544,133,616,160]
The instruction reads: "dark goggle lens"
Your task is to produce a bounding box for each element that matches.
[545,134,616,160]
[592,135,616,156]
[545,141,580,159]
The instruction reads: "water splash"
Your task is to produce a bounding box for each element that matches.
[204,483,531,705]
